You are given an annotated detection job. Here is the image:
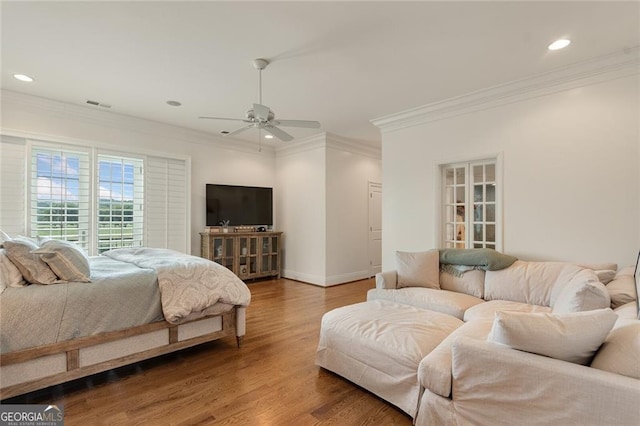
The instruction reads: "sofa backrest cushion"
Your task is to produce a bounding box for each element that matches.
[591,319,640,380]
[484,261,583,306]
[551,270,610,313]
[606,268,637,309]
[439,269,485,299]
[396,249,440,289]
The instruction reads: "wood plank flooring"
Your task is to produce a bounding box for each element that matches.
[4,278,412,425]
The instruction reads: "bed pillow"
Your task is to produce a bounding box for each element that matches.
[396,249,440,289]
[33,240,91,282]
[488,308,617,365]
[0,249,26,290]
[3,239,59,284]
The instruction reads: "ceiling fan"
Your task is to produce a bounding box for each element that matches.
[199,58,321,142]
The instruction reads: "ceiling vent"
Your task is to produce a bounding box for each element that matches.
[85,100,111,108]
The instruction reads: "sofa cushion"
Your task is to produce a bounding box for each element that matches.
[463,300,551,322]
[396,250,439,289]
[614,302,640,320]
[367,287,483,320]
[418,319,493,398]
[485,261,583,307]
[488,308,617,365]
[551,270,610,313]
[591,319,640,380]
[439,269,485,299]
[606,274,637,309]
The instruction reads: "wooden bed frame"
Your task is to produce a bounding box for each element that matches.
[0,306,245,399]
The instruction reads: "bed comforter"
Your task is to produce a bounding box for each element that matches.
[0,248,250,354]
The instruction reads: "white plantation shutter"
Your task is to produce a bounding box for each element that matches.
[0,136,26,236]
[30,146,91,250]
[145,156,188,253]
[96,154,144,253]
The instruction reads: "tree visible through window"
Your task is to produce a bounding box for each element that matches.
[441,159,499,250]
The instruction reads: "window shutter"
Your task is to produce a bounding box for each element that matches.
[146,157,188,253]
[0,136,26,236]
[30,146,91,250]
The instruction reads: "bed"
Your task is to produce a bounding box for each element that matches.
[0,242,251,400]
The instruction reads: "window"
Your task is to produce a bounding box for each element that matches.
[1,138,190,255]
[441,158,500,250]
[97,155,144,253]
[30,147,90,250]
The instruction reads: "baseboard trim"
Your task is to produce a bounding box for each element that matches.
[281,269,371,287]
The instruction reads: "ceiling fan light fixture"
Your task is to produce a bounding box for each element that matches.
[14,73,34,82]
[264,134,274,139]
[548,39,571,50]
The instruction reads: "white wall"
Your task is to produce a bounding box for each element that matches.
[379,73,639,270]
[0,90,276,255]
[276,133,382,286]
[276,138,327,284]
[326,137,382,284]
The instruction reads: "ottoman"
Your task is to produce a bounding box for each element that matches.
[315,299,463,418]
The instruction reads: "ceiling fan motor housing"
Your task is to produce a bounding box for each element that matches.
[246,108,274,122]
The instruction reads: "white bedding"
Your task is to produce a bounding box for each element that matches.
[103,248,251,324]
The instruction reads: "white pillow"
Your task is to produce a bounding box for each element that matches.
[396,249,439,289]
[591,320,640,380]
[33,239,91,282]
[552,273,610,313]
[488,308,617,365]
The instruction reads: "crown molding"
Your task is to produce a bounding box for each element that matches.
[0,90,275,156]
[372,47,640,133]
[275,132,381,159]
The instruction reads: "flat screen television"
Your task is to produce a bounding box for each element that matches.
[206,184,273,227]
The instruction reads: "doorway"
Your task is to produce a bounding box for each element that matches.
[368,182,382,277]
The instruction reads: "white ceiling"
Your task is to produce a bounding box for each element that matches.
[2,1,639,148]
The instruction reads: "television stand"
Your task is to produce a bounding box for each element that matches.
[200,231,282,280]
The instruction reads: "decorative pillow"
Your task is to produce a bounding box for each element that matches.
[3,240,59,284]
[593,270,616,285]
[488,308,617,365]
[396,249,439,289]
[33,240,91,282]
[606,275,636,309]
[0,229,11,247]
[0,249,26,289]
[591,320,640,380]
[552,272,610,313]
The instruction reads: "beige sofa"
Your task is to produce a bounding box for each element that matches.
[317,250,640,425]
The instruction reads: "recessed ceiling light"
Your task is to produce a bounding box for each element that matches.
[14,74,34,82]
[548,39,571,51]
[166,100,182,107]
[264,134,274,139]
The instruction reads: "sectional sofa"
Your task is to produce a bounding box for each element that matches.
[316,249,640,425]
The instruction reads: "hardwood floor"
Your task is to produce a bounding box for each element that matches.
[4,278,412,425]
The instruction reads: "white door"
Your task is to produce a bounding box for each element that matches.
[368,182,382,277]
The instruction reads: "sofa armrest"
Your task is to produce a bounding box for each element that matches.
[449,337,640,426]
[375,270,398,289]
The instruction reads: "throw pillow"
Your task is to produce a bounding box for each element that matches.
[33,239,91,282]
[396,250,440,289]
[552,271,610,313]
[3,240,59,284]
[606,275,637,309]
[591,320,640,380]
[488,308,617,365]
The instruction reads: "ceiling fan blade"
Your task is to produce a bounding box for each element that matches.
[199,116,248,122]
[273,119,321,129]
[226,125,254,137]
[253,103,271,121]
[263,125,294,142]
